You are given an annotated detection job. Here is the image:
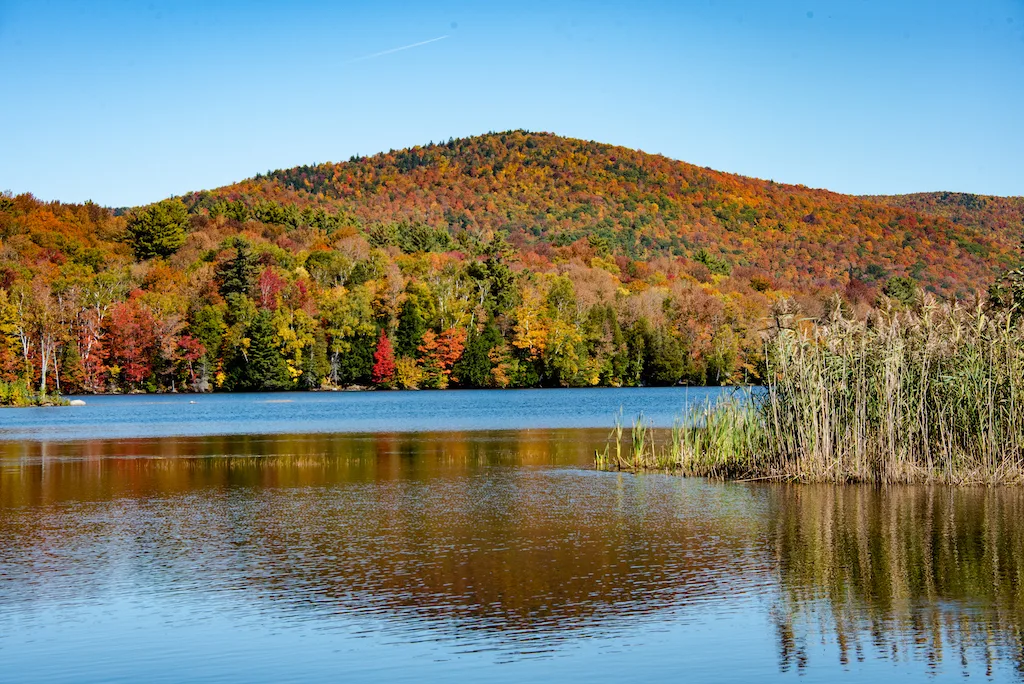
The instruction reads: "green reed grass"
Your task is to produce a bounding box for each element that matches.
[598,299,1024,484]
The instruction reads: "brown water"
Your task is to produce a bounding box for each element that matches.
[1,398,1023,681]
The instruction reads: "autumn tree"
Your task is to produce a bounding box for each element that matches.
[305,250,353,288]
[300,329,330,389]
[371,330,396,387]
[418,327,466,389]
[705,327,738,385]
[106,296,159,390]
[257,267,287,309]
[176,335,206,390]
[321,285,377,385]
[0,289,22,382]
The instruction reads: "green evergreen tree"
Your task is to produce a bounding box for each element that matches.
[510,347,542,388]
[227,310,292,390]
[608,308,628,384]
[882,276,919,307]
[334,331,376,385]
[126,199,189,260]
[217,238,258,298]
[693,248,731,276]
[643,327,685,386]
[454,322,502,387]
[395,298,426,357]
[622,320,649,387]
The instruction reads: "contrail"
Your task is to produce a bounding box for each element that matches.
[347,35,449,63]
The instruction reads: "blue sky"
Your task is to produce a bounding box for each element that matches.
[1,0,1022,206]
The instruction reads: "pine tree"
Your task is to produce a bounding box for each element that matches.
[126,199,189,260]
[217,238,258,298]
[643,327,685,386]
[333,331,376,386]
[371,330,396,386]
[454,322,501,387]
[395,298,426,357]
[232,310,292,391]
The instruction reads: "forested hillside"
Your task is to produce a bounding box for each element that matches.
[1,131,1021,400]
[865,192,1024,245]
[199,131,1022,295]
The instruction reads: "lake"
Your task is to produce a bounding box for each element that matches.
[1,389,1022,682]
[0,387,729,441]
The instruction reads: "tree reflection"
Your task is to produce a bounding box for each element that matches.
[4,434,1024,675]
[770,484,1024,677]
[0,430,766,652]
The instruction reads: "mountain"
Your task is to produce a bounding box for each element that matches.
[188,130,1023,298]
[2,130,1022,398]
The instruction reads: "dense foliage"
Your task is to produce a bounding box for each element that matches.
[0,131,1020,399]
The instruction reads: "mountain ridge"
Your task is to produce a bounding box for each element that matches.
[2,130,1023,396]
[185,130,1023,298]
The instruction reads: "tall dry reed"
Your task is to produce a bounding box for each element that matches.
[599,299,1024,484]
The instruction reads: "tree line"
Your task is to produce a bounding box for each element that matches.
[3,130,1018,403]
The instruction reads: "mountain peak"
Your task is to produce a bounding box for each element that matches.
[187,132,1021,297]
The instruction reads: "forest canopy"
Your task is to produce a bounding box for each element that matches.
[1,131,1021,399]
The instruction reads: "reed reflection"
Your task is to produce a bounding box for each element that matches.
[769,485,1024,677]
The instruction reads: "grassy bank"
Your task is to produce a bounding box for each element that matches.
[0,382,69,407]
[597,300,1024,484]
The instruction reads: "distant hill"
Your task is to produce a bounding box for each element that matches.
[189,130,1023,297]
[3,130,1022,396]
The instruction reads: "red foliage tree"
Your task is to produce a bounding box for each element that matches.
[0,344,19,382]
[177,335,206,386]
[371,330,396,386]
[418,327,467,389]
[257,267,287,310]
[105,294,158,389]
[81,338,107,393]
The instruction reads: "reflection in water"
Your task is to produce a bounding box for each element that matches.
[2,431,1024,681]
[771,485,1024,677]
[0,430,768,655]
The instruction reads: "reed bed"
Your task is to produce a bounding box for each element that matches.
[598,300,1024,484]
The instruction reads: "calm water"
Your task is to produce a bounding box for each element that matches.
[1,391,1023,682]
[0,387,730,441]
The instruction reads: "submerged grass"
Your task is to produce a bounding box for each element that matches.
[598,300,1024,484]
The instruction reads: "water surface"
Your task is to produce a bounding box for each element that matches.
[0,387,727,441]
[1,392,1022,682]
